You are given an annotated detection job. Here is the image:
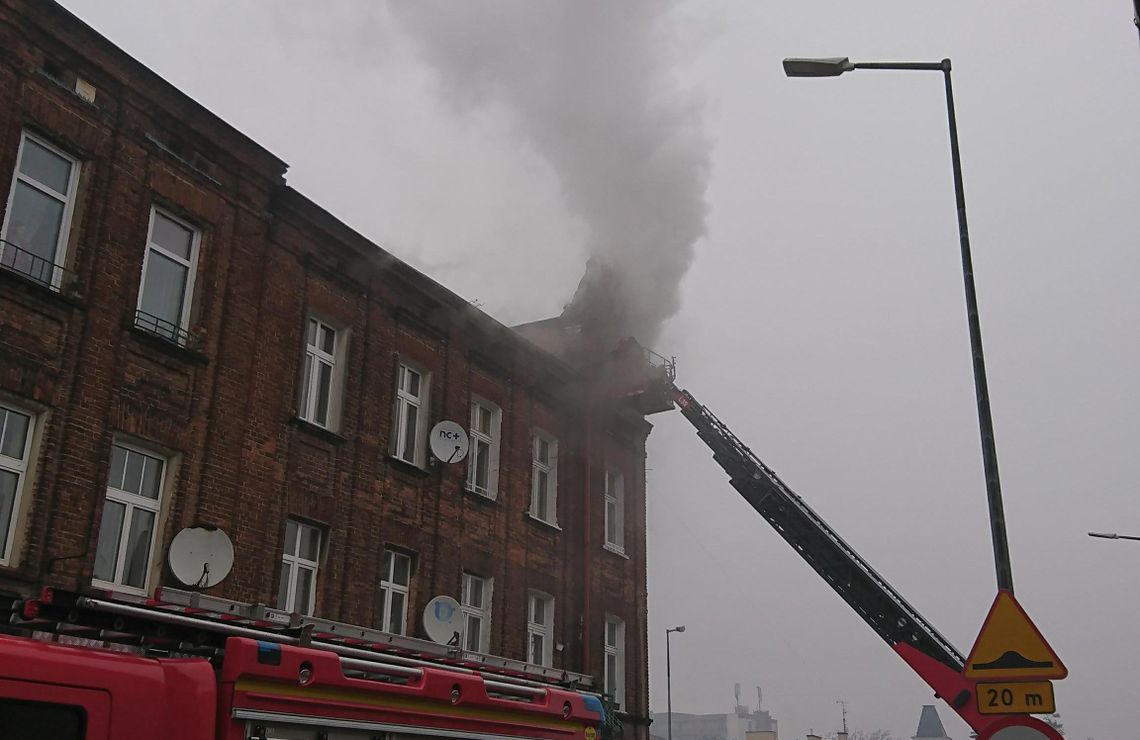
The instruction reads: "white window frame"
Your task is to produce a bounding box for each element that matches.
[527,591,554,667]
[279,519,321,616]
[460,572,493,654]
[0,403,35,566]
[604,468,625,553]
[92,440,167,596]
[379,548,412,635]
[604,615,626,709]
[0,131,80,289]
[298,317,343,429]
[393,362,430,466]
[529,430,558,526]
[466,397,501,499]
[135,207,200,342]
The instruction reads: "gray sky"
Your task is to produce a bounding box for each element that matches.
[59,2,1140,738]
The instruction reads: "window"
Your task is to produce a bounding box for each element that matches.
[466,398,501,498]
[393,363,429,465]
[604,468,624,553]
[530,431,558,525]
[379,548,412,635]
[298,318,341,429]
[0,699,86,740]
[604,616,625,709]
[460,572,492,653]
[135,208,199,345]
[527,591,554,667]
[0,404,34,565]
[93,442,166,593]
[0,132,79,287]
[278,519,321,615]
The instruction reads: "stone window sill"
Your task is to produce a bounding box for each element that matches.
[289,416,348,446]
[527,514,562,532]
[386,454,431,478]
[603,543,629,559]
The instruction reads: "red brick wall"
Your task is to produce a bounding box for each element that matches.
[0,1,652,735]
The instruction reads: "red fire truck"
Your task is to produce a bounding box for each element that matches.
[0,586,604,740]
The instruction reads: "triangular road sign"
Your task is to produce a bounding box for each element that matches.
[964,590,1067,680]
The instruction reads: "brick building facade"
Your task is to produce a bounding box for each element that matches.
[0,1,669,735]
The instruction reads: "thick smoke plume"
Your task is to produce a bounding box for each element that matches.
[390,2,709,345]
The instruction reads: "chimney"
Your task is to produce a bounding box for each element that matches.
[838,733,849,740]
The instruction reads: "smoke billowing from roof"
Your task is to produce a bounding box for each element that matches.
[391,1,709,345]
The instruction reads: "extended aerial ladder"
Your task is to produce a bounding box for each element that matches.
[669,385,992,733]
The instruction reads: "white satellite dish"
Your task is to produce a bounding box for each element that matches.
[168,526,235,588]
[429,420,469,464]
[423,595,463,646]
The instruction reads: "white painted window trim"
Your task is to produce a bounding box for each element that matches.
[466,397,501,499]
[526,590,554,667]
[298,316,347,430]
[135,206,200,339]
[279,520,321,616]
[604,615,626,710]
[0,130,80,288]
[604,468,625,553]
[460,572,493,654]
[92,440,166,596]
[393,362,430,466]
[529,430,558,526]
[379,548,411,635]
[0,403,35,566]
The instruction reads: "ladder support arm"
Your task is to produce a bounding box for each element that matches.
[671,386,965,673]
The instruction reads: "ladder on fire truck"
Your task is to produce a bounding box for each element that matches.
[670,385,966,673]
[1,584,596,701]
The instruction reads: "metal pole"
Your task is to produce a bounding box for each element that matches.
[940,58,1014,593]
[667,629,673,740]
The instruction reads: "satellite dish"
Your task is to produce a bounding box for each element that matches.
[423,595,463,645]
[168,526,234,588]
[429,420,469,464]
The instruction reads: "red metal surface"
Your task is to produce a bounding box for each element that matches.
[219,637,601,740]
[893,642,993,735]
[0,634,216,740]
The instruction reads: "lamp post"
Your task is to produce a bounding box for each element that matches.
[783,56,1015,594]
[666,625,686,740]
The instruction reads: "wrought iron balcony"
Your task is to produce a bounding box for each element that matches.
[133,309,199,350]
[0,239,77,292]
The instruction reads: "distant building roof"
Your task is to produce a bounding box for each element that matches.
[913,705,949,739]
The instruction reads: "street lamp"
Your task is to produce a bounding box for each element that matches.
[666,625,686,740]
[1089,532,1140,541]
[783,55,1015,594]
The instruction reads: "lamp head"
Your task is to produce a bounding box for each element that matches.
[782,57,854,77]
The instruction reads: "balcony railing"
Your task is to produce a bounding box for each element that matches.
[0,239,76,291]
[133,309,199,350]
[643,345,677,384]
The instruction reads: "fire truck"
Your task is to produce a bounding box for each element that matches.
[0,585,604,740]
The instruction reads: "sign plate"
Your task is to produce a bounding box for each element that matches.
[976,681,1055,715]
[964,591,1067,680]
